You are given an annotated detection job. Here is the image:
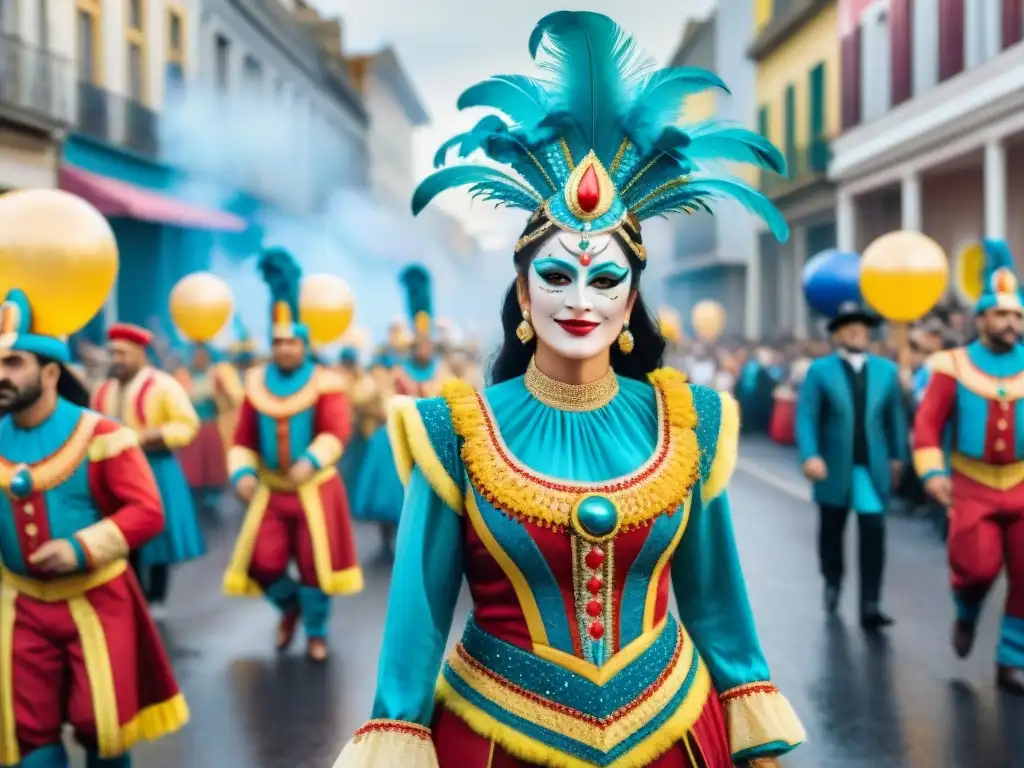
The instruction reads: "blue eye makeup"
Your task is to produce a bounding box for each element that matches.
[533,257,578,284]
[588,261,629,287]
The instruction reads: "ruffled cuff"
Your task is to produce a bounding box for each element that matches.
[720,682,806,761]
[333,720,438,768]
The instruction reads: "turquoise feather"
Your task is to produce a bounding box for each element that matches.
[457,75,552,126]
[411,165,540,215]
[258,247,302,319]
[413,11,790,246]
[984,239,1014,272]
[530,11,653,161]
[400,264,432,324]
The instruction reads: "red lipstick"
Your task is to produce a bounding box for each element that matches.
[555,319,600,336]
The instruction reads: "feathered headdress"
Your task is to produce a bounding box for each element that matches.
[977,239,1024,314]
[258,247,308,342]
[229,314,257,358]
[400,264,433,336]
[412,11,788,258]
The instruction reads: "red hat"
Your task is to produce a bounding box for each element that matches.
[107,323,154,348]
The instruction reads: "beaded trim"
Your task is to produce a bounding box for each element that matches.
[720,681,779,703]
[352,719,432,744]
[524,358,618,412]
[443,368,699,531]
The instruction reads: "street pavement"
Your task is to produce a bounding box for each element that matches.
[77,438,1024,768]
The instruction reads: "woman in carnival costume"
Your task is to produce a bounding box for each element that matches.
[334,12,803,768]
[352,351,407,553]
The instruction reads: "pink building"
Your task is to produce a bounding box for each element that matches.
[830,0,1024,294]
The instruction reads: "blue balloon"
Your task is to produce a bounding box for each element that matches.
[802,249,861,318]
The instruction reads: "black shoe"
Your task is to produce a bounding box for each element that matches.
[997,665,1024,695]
[952,619,976,659]
[860,611,894,631]
[824,585,840,615]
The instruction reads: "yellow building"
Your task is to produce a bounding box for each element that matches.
[750,0,841,338]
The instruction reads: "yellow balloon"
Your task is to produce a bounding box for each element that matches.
[301,273,354,344]
[169,272,234,342]
[658,307,682,343]
[955,242,985,304]
[860,230,949,322]
[691,300,725,342]
[0,189,118,336]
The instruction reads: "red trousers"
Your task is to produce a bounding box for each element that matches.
[431,689,733,768]
[250,490,320,587]
[950,471,1024,618]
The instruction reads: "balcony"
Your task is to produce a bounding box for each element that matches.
[76,81,159,159]
[0,33,74,131]
[760,138,831,201]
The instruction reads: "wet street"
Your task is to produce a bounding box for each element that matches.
[93,438,1024,768]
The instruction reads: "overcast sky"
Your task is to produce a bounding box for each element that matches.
[312,0,714,244]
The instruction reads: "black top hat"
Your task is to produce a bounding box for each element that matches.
[827,300,881,333]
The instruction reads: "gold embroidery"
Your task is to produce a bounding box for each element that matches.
[524,358,618,411]
[932,347,1024,400]
[444,368,699,531]
[514,220,554,253]
[609,138,631,175]
[244,366,339,419]
[632,178,689,216]
[719,683,805,757]
[563,151,616,221]
[0,412,100,493]
[559,138,575,170]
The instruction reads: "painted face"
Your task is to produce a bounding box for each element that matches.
[527,231,633,361]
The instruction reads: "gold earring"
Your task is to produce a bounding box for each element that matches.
[617,324,634,354]
[516,309,535,343]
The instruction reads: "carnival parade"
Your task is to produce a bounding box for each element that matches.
[0,2,1022,768]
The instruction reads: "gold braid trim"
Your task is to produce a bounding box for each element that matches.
[719,683,806,759]
[703,391,739,502]
[444,368,699,531]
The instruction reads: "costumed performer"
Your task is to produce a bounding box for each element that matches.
[352,352,406,555]
[92,324,204,617]
[396,265,452,398]
[337,347,373,496]
[0,192,187,768]
[334,11,804,768]
[175,343,244,513]
[914,239,1024,695]
[222,247,362,663]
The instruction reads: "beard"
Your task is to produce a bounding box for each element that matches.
[986,328,1019,352]
[0,376,44,415]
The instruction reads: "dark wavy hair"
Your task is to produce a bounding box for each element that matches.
[489,209,666,384]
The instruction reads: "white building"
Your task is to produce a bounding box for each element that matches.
[175,0,368,215]
[0,0,73,190]
[830,0,1024,287]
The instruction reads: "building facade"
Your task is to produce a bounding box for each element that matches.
[663,1,761,341]
[830,0,1024,298]
[750,0,840,340]
[0,0,73,191]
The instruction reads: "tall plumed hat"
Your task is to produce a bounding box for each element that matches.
[229,314,257,358]
[258,247,309,342]
[412,11,788,260]
[976,239,1024,314]
[400,264,433,336]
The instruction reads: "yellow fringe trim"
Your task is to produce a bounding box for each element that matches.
[443,369,699,531]
[720,685,806,758]
[87,427,139,462]
[435,658,711,768]
[388,396,464,513]
[118,693,191,753]
[703,391,739,502]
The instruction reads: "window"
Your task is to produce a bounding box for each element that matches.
[757,105,769,140]
[861,1,891,121]
[75,1,102,84]
[784,84,796,165]
[129,0,142,29]
[214,34,230,91]
[808,63,825,141]
[124,0,147,102]
[166,5,186,88]
[242,55,262,91]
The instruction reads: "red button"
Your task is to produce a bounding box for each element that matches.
[587,577,603,595]
[585,547,604,570]
[588,621,605,640]
[586,600,602,617]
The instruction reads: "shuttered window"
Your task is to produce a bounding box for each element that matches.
[841,27,861,129]
[938,0,965,81]
[808,63,825,140]
[758,105,769,140]
[784,84,796,166]
[890,0,912,105]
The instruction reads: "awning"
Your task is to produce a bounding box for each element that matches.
[58,165,247,233]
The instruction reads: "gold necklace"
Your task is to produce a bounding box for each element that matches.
[524,357,618,412]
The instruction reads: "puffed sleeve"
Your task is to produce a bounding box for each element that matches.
[78,420,166,568]
[301,370,352,470]
[333,397,464,768]
[672,385,805,763]
[156,372,201,449]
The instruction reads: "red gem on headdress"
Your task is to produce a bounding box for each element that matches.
[577,165,600,213]
[579,252,592,266]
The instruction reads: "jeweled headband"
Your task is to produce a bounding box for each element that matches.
[410,11,791,264]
